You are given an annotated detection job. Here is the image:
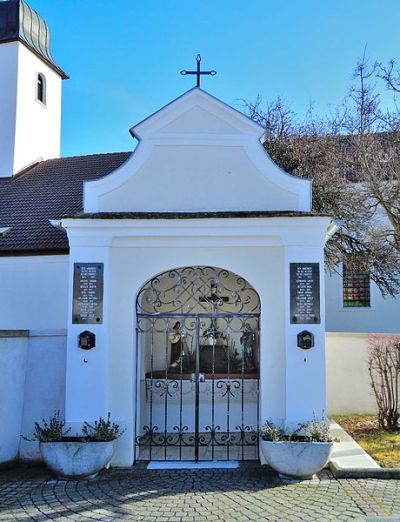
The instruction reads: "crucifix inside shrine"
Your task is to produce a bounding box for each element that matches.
[199,282,229,309]
[199,281,229,345]
[198,282,231,372]
[180,54,217,87]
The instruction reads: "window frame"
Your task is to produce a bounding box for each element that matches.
[36,72,47,107]
[338,261,374,311]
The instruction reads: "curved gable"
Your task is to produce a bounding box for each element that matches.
[84,89,311,213]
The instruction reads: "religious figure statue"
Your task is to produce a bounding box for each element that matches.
[168,322,196,372]
[168,321,182,368]
[240,324,256,370]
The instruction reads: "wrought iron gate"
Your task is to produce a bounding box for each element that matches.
[135,267,260,462]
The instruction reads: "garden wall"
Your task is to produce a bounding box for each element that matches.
[326,332,377,415]
[0,330,66,464]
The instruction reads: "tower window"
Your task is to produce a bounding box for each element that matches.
[37,74,46,105]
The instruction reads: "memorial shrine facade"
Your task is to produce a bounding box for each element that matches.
[2,0,398,469]
[61,88,331,466]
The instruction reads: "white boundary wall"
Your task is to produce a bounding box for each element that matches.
[326,333,376,415]
[0,332,28,463]
[0,330,66,464]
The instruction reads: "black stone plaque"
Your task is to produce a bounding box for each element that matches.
[72,263,104,324]
[290,263,320,324]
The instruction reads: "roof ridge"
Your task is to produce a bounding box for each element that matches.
[55,151,132,161]
[4,151,133,181]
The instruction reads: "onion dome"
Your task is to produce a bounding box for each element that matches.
[0,0,67,78]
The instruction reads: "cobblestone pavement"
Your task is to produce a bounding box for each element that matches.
[1,464,400,521]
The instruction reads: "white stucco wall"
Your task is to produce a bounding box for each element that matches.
[0,331,66,464]
[0,41,62,177]
[317,332,400,415]
[0,42,18,178]
[0,255,69,330]
[0,255,68,463]
[19,332,67,461]
[326,333,376,414]
[325,271,400,334]
[0,333,28,464]
[96,144,301,213]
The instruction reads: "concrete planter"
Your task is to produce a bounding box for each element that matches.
[260,440,333,479]
[39,441,115,479]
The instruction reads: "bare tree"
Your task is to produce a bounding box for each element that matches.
[378,59,400,94]
[243,56,400,296]
[368,335,400,430]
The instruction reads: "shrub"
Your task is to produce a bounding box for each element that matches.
[298,414,332,442]
[260,415,333,442]
[23,411,124,442]
[82,413,125,441]
[259,419,286,441]
[368,334,400,431]
[22,411,70,442]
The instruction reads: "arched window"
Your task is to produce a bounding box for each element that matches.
[37,73,46,105]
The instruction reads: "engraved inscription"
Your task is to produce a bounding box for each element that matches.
[290,263,320,324]
[72,263,104,324]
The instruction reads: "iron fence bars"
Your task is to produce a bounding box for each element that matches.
[136,313,260,461]
[136,266,260,462]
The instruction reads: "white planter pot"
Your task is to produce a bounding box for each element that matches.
[260,440,333,479]
[40,441,115,479]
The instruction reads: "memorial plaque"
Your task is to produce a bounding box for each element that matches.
[290,263,320,324]
[72,263,104,324]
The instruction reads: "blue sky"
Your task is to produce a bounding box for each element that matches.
[28,0,400,157]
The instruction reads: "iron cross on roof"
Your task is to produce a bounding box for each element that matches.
[180,54,217,87]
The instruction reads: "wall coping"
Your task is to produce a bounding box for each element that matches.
[326,332,400,338]
[0,330,29,338]
[0,329,67,338]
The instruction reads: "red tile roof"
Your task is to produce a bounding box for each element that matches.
[0,152,131,255]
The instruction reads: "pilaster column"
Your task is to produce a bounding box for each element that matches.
[283,243,327,428]
[65,243,111,424]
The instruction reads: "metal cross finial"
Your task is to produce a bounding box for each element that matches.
[180,54,217,88]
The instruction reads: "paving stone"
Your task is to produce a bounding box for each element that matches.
[0,464,399,520]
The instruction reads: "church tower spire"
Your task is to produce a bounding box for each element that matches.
[0,0,67,177]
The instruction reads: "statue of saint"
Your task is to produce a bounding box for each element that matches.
[240,324,256,370]
[168,321,182,368]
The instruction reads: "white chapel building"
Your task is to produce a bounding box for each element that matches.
[0,0,398,467]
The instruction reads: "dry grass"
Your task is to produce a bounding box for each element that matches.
[333,414,400,468]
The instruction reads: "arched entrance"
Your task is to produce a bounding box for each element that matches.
[135,266,260,461]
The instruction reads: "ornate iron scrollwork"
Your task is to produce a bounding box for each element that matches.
[137,266,260,315]
[216,379,241,398]
[136,266,260,462]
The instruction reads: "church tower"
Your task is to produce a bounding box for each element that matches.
[0,0,67,177]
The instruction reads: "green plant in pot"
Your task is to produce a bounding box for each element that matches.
[23,411,124,479]
[259,414,335,479]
